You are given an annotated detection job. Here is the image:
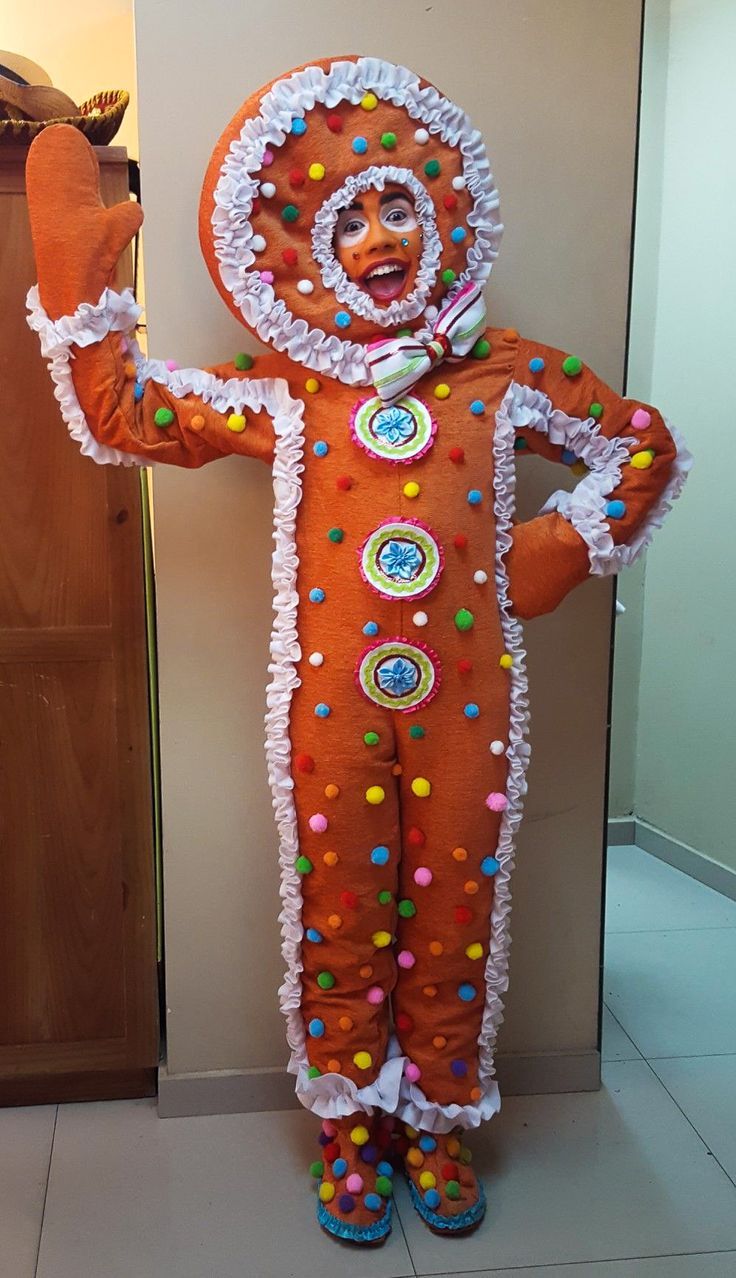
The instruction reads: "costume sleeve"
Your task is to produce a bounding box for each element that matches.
[503,335,692,619]
[25,285,296,469]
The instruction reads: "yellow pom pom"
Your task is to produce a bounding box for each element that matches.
[361,92,378,110]
[350,1123,370,1144]
[466,942,484,960]
[404,1124,419,1139]
[571,460,588,477]
[352,1052,373,1071]
[308,163,325,181]
[459,1146,473,1164]
[419,1171,437,1190]
[446,1136,461,1158]
[411,777,431,798]
[499,653,513,669]
[434,383,451,400]
[226,413,247,433]
[305,377,321,394]
[319,1182,336,1203]
[406,1147,424,1168]
[366,785,385,805]
[631,449,655,469]
[372,930,392,948]
[403,481,420,499]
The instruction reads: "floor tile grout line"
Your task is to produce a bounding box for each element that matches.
[642,1056,736,1192]
[645,1050,736,1061]
[417,1246,736,1275]
[602,1001,646,1058]
[33,1104,58,1278]
[605,924,736,934]
[393,1193,419,1277]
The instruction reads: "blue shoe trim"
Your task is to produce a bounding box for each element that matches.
[407,1175,486,1232]
[317,1199,392,1243]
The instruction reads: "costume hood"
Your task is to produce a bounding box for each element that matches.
[199,55,503,385]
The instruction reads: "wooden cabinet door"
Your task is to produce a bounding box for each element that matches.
[0,148,159,1105]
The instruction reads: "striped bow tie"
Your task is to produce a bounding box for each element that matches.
[366,282,487,406]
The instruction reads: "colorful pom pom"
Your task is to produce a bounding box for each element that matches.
[314,703,331,718]
[313,440,329,456]
[335,311,351,329]
[366,785,385,805]
[562,355,583,376]
[411,776,431,797]
[486,791,508,811]
[481,856,500,876]
[455,608,474,631]
[352,136,368,154]
[414,867,433,887]
[363,620,379,635]
[458,983,477,1002]
[154,407,175,428]
[467,489,482,505]
[309,587,325,603]
[606,500,626,519]
[631,407,651,430]
[308,813,328,833]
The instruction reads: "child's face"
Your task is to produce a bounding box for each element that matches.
[334,185,421,305]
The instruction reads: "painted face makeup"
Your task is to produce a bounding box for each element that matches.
[334,185,422,305]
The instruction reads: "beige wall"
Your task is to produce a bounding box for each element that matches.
[133,0,643,1079]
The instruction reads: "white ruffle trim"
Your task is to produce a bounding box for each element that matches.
[25,285,147,467]
[212,55,503,385]
[296,1037,407,1120]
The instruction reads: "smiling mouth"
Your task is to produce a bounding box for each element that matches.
[360,258,409,303]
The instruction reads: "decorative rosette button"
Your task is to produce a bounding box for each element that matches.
[355,638,441,713]
[350,395,436,463]
[358,519,444,601]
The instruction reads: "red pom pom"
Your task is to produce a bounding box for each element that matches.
[443,193,458,210]
[340,890,359,910]
[453,533,468,550]
[454,905,472,925]
[282,248,298,266]
[326,113,343,133]
[336,474,353,491]
[396,1012,414,1033]
[449,447,465,463]
[294,753,315,773]
[289,168,306,187]
[458,658,473,675]
[324,1142,340,1163]
[407,826,426,847]
[441,1161,459,1181]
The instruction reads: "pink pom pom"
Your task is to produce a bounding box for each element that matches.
[346,1173,363,1194]
[165,359,179,372]
[260,270,275,284]
[366,986,385,1005]
[397,950,415,969]
[414,866,433,887]
[262,149,274,166]
[322,1119,337,1138]
[405,1062,421,1083]
[630,408,651,430]
[485,791,508,812]
[308,813,328,833]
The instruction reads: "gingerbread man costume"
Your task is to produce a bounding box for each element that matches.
[25,55,690,1244]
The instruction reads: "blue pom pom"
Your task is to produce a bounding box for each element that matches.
[450,226,467,243]
[338,1193,355,1213]
[606,499,626,519]
[451,1058,468,1077]
[309,587,325,603]
[464,703,480,719]
[352,136,368,154]
[481,855,500,876]
[291,118,307,135]
[376,1160,394,1178]
[315,703,331,718]
[308,1017,325,1037]
[360,1144,378,1164]
[467,489,483,505]
[363,621,379,636]
[305,927,323,943]
[469,399,485,415]
[425,1188,441,1209]
[364,1192,382,1212]
[371,845,390,866]
[313,440,329,457]
[458,982,477,1002]
[561,449,577,465]
[418,1135,437,1152]
[133,382,144,402]
[335,311,352,329]
[332,1157,348,1177]
[529,356,545,373]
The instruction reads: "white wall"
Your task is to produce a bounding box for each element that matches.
[133,0,643,1081]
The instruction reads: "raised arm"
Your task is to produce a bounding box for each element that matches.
[25,125,293,468]
[503,335,692,619]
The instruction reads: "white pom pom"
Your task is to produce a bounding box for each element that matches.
[251,234,267,253]
[452,175,466,191]
[414,128,430,145]
[473,570,488,585]
[260,182,276,199]
[412,611,428,627]
[490,740,505,755]
[308,652,324,667]
[297,279,314,295]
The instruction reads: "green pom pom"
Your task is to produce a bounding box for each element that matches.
[307,1065,321,1079]
[562,355,583,376]
[282,204,300,223]
[471,338,491,359]
[397,327,412,337]
[309,1160,324,1178]
[424,159,441,178]
[317,971,335,990]
[380,131,397,149]
[234,352,254,371]
[454,608,474,632]
[408,725,425,739]
[296,855,313,875]
[154,407,175,428]
[514,437,528,451]
[327,527,344,543]
[589,401,604,419]
[445,1179,461,1199]
[364,731,380,746]
[375,1175,393,1196]
[441,268,456,285]
[377,890,393,905]
[398,899,416,918]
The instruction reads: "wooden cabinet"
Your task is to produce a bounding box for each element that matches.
[0,148,159,1104]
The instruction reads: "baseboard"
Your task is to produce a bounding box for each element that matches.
[158,1050,601,1119]
[632,819,736,902]
[607,815,636,845]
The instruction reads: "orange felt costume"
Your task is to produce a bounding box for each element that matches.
[25,56,691,1242]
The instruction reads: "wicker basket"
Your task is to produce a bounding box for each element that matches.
[0,88,129,147]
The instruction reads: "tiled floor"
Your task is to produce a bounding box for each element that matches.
[4,844,736,1277]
